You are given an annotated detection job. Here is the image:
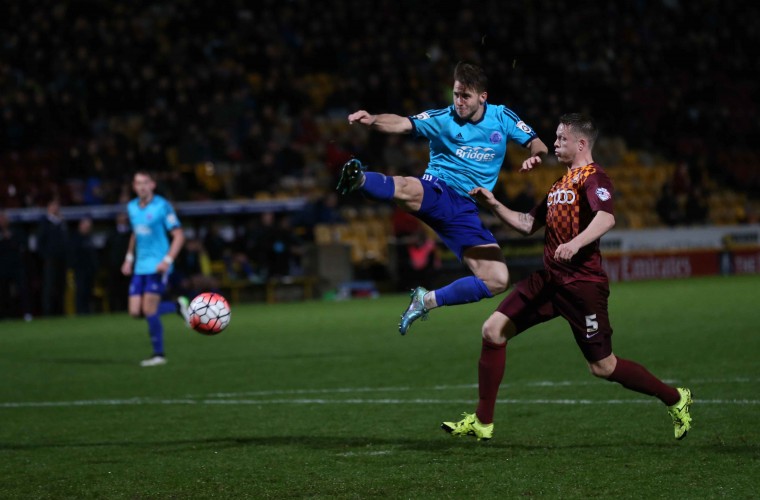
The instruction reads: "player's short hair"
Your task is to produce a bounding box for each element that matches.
[133,170,155,181]
[560,113,599,148]
[454,62,488,93]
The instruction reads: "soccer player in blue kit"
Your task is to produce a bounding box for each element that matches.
[338,62,548,334]
[121,171,189,367]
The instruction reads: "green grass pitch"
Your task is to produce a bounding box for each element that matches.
[1,275,758,498]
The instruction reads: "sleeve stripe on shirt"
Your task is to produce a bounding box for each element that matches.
[501,107,521,123]
[426,108,451,118]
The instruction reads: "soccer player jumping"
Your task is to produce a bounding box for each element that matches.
[441,113,692,441]
[337,62,548,335]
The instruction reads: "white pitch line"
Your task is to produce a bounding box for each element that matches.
[1,398,758,409]
[3,378,758,409]
[337,450,393,457]
[191,377,760,399]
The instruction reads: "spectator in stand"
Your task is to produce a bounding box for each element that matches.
[684,186,709,225]
[69,217,99,314]
[671,162,692,194]
[255,212,304,279]
[392,207,439,291]
[36,199,69,316]
[104,212,132,312]
[656,182,683,226]
[0,211,32,321]
[293,191,344,242]
[405,226,441,291]
[203,221,229,263]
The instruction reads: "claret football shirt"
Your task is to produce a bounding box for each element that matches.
[530,163,614,284]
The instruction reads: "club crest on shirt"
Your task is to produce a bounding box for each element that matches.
[489,131,502,144]
[596,187,611,201]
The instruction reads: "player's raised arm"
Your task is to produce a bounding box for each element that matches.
[469,187,539,236]
[520,137,549,172]
[348,110,412,134]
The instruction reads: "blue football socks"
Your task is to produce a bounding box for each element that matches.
[434,276,493,307]
[146,314,164,356]
[361,172,395,200]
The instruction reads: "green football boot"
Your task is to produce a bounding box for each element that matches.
[667,387,693,440]
[441,413,493,441]
[336,158,366,195]
[398,286,428,335]
[176,296,191,328]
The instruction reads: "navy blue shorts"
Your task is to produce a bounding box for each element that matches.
[497,270,613,362]
[416,175,497,261]
[129,273,169,296]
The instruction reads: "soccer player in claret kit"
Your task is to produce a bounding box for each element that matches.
[121,171,190,367]
[442,113,693,441]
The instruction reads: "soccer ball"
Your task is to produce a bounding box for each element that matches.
[188,292,231,335]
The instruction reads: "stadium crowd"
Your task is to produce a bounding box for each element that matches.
[2,0,758,205]
[1,0,758,318]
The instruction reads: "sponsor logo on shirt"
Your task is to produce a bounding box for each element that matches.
[516,120,534,134]
[455,146,496,162]
[134,225,152,236]
[547,189,577,206]
[596,187,611,201]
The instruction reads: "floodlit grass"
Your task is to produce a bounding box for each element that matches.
[1,275,758,498]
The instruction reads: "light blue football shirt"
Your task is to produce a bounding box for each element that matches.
[409,103,537,198]
[126,194,181,275]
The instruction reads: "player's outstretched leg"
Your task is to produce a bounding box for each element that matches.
[400,275,495,335]
[336,158,366,195]
[667,387,693,440]
[399,286,429,335]
[176,295,191,328]
[441,413,493,441]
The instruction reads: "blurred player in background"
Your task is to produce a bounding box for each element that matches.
[442,113,692,441]
[337,61,548,334]
[121,171,189,367]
